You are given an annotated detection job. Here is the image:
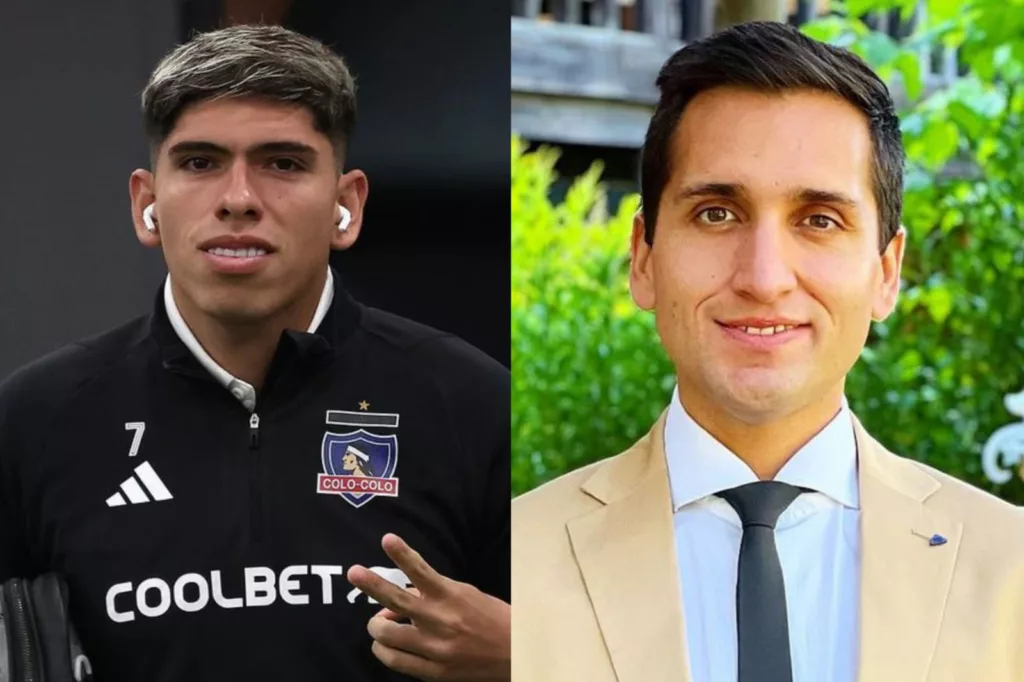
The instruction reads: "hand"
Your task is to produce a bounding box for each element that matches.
[346,534,510,682]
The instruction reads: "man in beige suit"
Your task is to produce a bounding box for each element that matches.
[512,22,1024,682]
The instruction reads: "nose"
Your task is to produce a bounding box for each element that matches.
[216,159,262,224]
[730,219,798,303]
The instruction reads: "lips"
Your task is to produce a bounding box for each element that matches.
[198,236,276,255]
[206,246,268,258]
[724,323,799,337]
[199,236,275,275]
[718,318,809,336]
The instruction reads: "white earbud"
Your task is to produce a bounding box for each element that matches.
[143,204,157,233]
[337,205,352,232]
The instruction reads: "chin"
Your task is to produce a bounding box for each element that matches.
[719,394,788,424]
[200,299,276,326]
[713,370,807,422]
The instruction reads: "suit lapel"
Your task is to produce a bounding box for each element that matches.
[567,413,692,682]
[854,417,962,682]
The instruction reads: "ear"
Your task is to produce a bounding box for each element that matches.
[129,169,161,249]
[331,169,369,251]
[872,224,906,321]
[629,211,656,311]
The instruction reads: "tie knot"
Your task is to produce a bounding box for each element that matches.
[717,481,804,529]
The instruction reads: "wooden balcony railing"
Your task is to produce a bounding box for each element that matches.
[512,0,959,78]
[512,0,913,42]
[511,0,961,148]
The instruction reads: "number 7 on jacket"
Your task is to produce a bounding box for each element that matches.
[125,422,146,457]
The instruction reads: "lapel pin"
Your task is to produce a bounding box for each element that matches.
[929,533,947,547]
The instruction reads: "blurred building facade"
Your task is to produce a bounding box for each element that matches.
[511,0,959,203]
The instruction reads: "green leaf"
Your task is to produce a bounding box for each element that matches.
[962,45,998,82]
[926,285,954,323]
[915,118,961,170]
[928,0,968,24]
[947,101,986,140]
[898,0,920,21]
[939,209,964,233]
[855,31,902,68]
[800,16,847,43]
[977,136,1000,163]
[894,51,924,101]
[897,349,924,381]
[846,0,896,16]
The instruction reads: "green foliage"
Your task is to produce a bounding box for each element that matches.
[803,0,1024,502]
[511,137,673,495]
[512,0,1024,502]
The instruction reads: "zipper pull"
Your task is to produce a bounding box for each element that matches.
[249,413,260,449]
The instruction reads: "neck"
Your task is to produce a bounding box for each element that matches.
[677,383,845,480]
[171,274,326,390]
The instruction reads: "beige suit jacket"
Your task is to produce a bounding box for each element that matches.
[512,411,1024,682]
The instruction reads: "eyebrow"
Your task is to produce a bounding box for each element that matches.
[672,182,860,210]
[671,182,746,204]
[166,140,319,158]
[794,188,859,210]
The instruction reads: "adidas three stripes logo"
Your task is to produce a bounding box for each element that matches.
[106,461,173,507]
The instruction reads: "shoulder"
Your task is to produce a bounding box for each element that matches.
[510,430,660,600]
[512,447,643,552]
[857,414,1024,542]
[0,316,150,434]
[904,458,1024,608]
[513,459,604,527]
[510,461,605,595]
[355,307,507,475]
[359,306,508,399]
[911,457,1024,534]
[516,458,598,512]
[871,446,1024,570]
[513,423,660,532]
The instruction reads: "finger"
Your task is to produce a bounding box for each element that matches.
[371,640,445,681]
[381,534,448,596]
[347,564,420,618]
[367,614,437,659]
[374,587,421,621]
[375,606,403,621]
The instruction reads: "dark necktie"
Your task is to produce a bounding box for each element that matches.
[717,481,804,682]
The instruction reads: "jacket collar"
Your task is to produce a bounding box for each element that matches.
[149,266,362,384]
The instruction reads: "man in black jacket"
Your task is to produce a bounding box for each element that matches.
[0,24,509,682]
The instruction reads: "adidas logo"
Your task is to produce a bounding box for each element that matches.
[106,461,173,507]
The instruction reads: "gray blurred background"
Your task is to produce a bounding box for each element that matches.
[0,0,510,380]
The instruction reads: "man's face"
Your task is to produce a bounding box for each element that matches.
[130,97,367,325]
[631,87,904,424]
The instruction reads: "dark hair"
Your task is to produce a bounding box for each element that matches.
[640,21,904,250]
[141,24,357,168]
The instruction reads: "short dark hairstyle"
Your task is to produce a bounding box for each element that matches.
[639,21,904,250]
[142,24,357,168]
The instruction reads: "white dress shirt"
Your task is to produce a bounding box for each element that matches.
[665,386,861,682]
[163,266,335,412]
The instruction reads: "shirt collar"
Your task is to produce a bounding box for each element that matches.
[664,385,859,511]
[162,266,335,408]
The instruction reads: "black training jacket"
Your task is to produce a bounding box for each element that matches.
[0,272,509,681]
